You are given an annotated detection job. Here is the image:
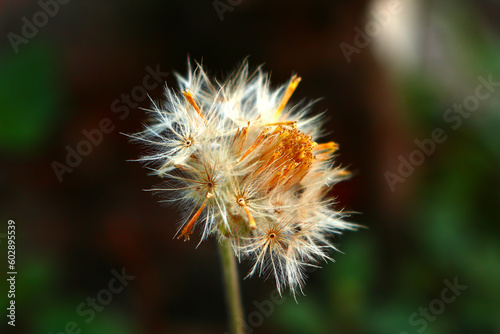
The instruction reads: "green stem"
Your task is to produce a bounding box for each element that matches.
[218,239,245,334]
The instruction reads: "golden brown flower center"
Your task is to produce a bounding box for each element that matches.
[234,124,315,192]
[260,126,314,190]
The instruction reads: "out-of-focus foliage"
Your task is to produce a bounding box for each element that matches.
[0,44,62,154]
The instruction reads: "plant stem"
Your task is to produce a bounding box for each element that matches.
[218,239,245,334]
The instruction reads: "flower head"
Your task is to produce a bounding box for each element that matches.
[131,61,357,294]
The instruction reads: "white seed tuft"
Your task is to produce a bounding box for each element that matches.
[131,61,357,295]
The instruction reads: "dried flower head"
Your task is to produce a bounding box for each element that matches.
[130,61,357,295]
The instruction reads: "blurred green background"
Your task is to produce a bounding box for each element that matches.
[1,0,499,333]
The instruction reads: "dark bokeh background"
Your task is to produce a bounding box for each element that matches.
[1,0,499,333]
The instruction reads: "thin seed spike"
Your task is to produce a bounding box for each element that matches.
[232,128,241,144]
[316,153,331,161]
[178,193,212,241]
[182,90,205,120]
[236,128,269,163]
[274,75,301,119]
[252,152,278,176]
[314,141,338,152]
[338,170,351,177]
[238,198,256,230]
[237,127,248,154]
[243,204,256,230]
[265,121,297,128]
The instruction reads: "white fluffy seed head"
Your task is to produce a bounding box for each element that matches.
[130,60,357,295]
